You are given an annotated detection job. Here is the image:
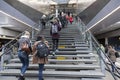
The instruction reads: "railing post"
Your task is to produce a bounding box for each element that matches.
[0,47,5,71]
[89,33,92,51]
[55,5,58,17]
[99,49,106,75]
[31,28,35,45]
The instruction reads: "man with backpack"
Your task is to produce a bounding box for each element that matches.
[50,18,61,55]
[32,35,49,80]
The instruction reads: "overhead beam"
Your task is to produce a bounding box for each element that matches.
[95,28,120,39]
[85,0,120,32]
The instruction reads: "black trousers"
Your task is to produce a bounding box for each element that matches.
[52,38,59,51]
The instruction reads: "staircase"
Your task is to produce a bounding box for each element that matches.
[0,23,105,80]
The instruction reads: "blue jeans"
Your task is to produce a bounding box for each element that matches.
[39,64,44,80]
[18,50,29,75]
[111,62,115,72]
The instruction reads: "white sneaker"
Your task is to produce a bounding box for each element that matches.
[55,49,59,52]
[52,52,55,56]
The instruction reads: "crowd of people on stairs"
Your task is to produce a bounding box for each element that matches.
[17,12,81,80]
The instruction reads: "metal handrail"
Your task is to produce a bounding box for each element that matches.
[91,32,120,77]
[77,20,120,79]
[0,23,39,57]
[0,21,40,70]
[92,43,118,80]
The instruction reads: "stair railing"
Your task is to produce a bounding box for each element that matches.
[77,20,120,80]
[92,37,120,80]
[0,22,41,71]
[77,21,92,50]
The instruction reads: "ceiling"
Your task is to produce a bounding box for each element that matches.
[89,0,120,37]
[0,0,96,32]
[17,0,96,14]
[1,0,120,39]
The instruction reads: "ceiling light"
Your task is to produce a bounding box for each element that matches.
[116,21,120,24]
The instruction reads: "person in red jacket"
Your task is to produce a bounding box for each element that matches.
[69,15,73,24]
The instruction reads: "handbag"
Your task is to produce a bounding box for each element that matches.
[21,42,30,53]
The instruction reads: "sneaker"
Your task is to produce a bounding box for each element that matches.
[18,75,25,80]
[52,52,55,56]
[55,49,59,52]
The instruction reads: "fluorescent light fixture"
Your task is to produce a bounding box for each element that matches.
[116,21,120,24]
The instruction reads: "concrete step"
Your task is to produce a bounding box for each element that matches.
[42,34,79,36]
[46,37,79,40]
[5,63,100,70]
[45,36,75,38]
[10,58,97,63]
[49,42,88,45]
[43,28,79,31]
[43,28,78,30]
[42,34,78,36]
[42,32,79,34]
[49,44,89,47]
[25,77,80,80]
[0,76,18,80]
[0,69,104,78]
[49,43,74,45]
[48,41,75,44]
[0,76,82,80]
[48,44,88,46]
[43,54,97,58]
[81,78,103,80]
[46,38,75,40]
[43,27,78,30]
[13,51,92,57]
[47,39,75,42]
[61,45,89,48]
[48,48,89,51]
[46,40,86,43]
[14,54,96,59]
[49,50,92,54]
[44,28,78,31]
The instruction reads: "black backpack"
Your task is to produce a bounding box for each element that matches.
[35,42,50,58]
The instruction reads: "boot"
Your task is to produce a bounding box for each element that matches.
[18,75,25,80]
